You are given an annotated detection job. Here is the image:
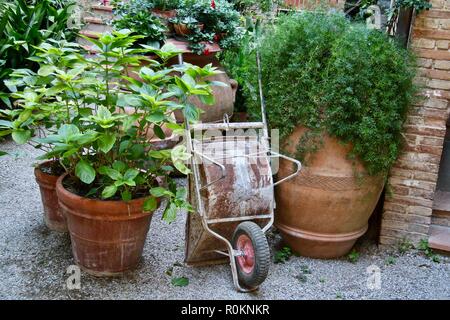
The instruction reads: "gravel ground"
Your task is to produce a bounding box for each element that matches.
[0,139,449,300]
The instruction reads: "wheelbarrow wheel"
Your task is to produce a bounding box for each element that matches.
[232,221,270,289]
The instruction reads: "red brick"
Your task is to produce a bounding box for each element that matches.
[428,79,450,90]
[413,171,439,182]
[386,194,434,208]
[407,214,432,225]
[404,125,446,137]
[420,68,450,81]
[413,28,450,41]
[407,223,430,234]
[420,136,445,146]
[422,9,450,19]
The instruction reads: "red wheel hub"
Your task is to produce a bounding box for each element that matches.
[236,234,255,274]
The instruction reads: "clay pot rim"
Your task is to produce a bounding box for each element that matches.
[34,160,64,185]
[56,173,157,205]
[35,159,59,173]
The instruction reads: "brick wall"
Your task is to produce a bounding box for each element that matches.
[380,0,450,245]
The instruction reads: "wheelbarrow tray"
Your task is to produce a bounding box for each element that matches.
[185,136,274,266]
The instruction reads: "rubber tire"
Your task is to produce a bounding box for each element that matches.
[232,221,270,289]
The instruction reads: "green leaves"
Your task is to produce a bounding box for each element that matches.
[102,185,118,199]
[2,26,219,209]
[171,145,191,175]
[75,159,96,184]
[143,196,158,212]
[11,129,31,144]
[97,133,116,153]
[241,12,416,176]
[171,276,189,287]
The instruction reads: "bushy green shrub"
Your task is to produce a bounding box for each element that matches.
[112,0,167,47]
[245,12,417,175]
[0,0,77,109]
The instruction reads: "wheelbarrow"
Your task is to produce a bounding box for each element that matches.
[181,51,302,292]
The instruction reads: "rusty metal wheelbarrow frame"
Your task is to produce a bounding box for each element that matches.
[179,50,302,292]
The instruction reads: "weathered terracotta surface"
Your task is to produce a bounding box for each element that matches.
[170,54,238,123]
[151,9,177,19]
[185,137,273,265]
[275,127,385,259]
[34,161,67,232]
[56,174,159,276]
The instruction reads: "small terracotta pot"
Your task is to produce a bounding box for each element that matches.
[173,23,204,37]
[152,9,177,19]
[56,174,160,276]
[34,161,67,232]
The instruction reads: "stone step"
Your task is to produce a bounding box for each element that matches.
[429,225,450,252]
[432,190,450,217]
[83,17,111,33]
[77,29,102,48]
[91,4,114,13]
[87,3,114,20]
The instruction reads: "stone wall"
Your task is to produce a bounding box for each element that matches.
[380,0,450,245]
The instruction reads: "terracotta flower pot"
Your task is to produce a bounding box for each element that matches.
[152,9,177,19]
[173,23,204,37]
[34,160,67,232]
[275,127,385,259]
[56,174,160,276]
[171,55,238,123]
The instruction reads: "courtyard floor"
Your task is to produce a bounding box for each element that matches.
[0,140,449,300]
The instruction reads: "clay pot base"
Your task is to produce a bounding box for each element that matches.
[276,222,368,259]
[76,262,140,277]
[34,161,67,232]
[44,215,68,233]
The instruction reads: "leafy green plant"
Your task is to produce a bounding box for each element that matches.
[347,249,360,263]
[112,0,167,47]
[295,274,307,283]
[398,237,414,254]
[219,16,260,113]
[418,239,441,263]
[274,246,292,263]
[151,0,180,10]
[385,256,396,265]
[245,11,417,175]
[0,0,77,109]
[171,276,189,287]
[300,264,311,274]
[3,30,221,222]
[171,0,243,54]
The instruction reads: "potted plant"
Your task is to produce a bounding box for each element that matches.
[172,16,205,37]
[0,38,85,232]
[151,0,180,19]
[171,0,243,55]
[246,12,417,258]
[9,30,220,275]
[112,0,167,47]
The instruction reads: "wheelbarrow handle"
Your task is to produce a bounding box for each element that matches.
[270,151,302,187]
[192,150,226,191]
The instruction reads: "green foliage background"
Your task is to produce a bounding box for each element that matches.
[225,12,418,175]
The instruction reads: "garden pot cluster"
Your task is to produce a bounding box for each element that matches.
[8,30,219,276]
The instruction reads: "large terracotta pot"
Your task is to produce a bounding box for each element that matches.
[34,161,67,232]
[56,174,160,276]
[170,54,238,123]
[275,127,385,259]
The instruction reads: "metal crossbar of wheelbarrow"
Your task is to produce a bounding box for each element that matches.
[192,145,302,190]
